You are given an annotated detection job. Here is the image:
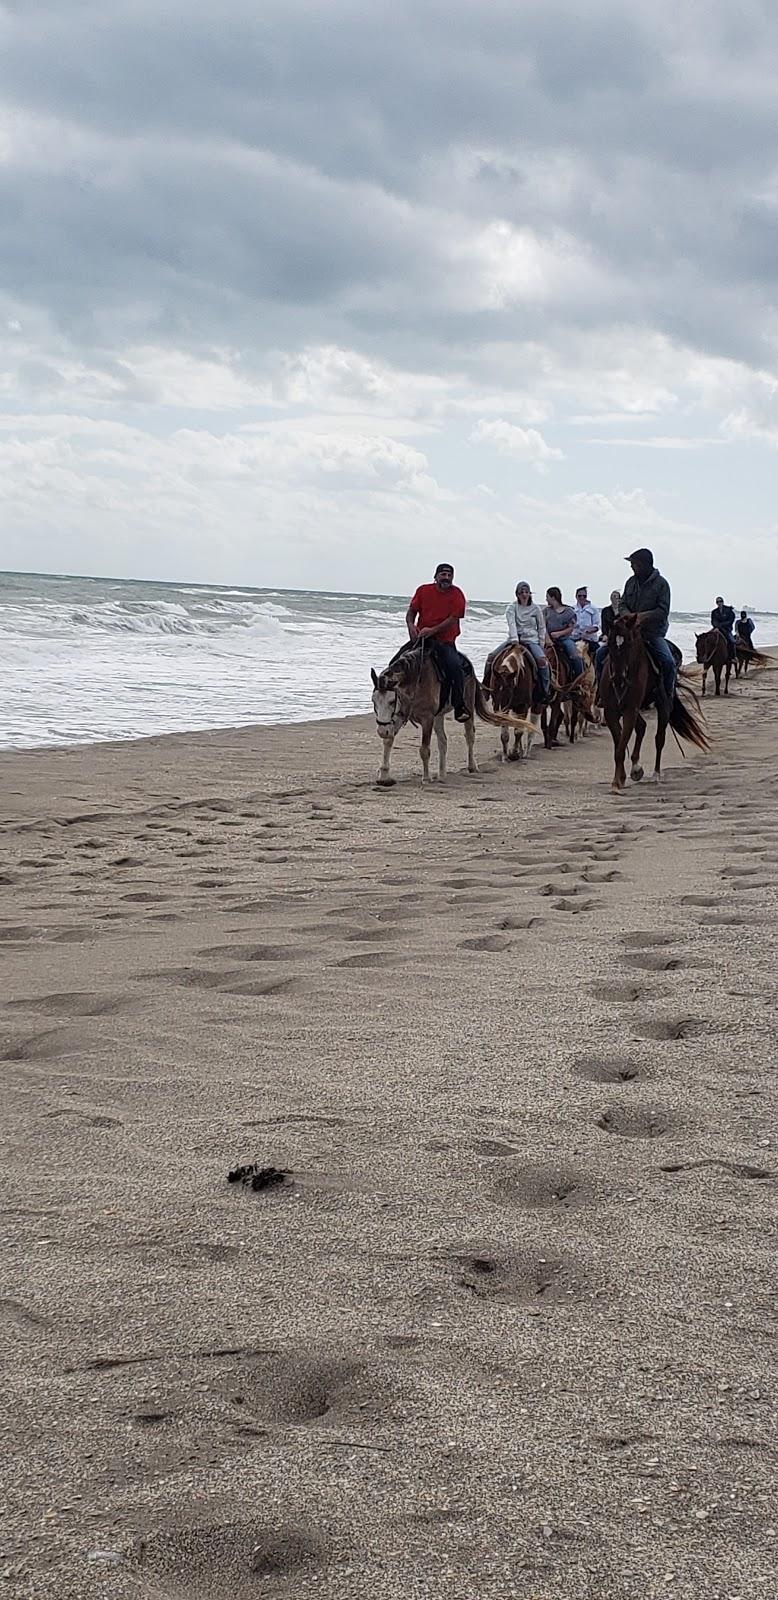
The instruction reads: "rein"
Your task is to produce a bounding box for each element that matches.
[697,632,726,670]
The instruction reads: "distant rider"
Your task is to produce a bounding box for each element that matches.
[736,609,756,653]
[573,585,601,662]
[485,582,552,702]
[406,563,469,721]
[599,589,621,636]
[596,548,676,705]
[545,588,584,677]
[711,596,737,664]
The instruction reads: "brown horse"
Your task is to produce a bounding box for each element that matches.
[484,643,544,759]
[371,642,533,786]
[601,617,709,793]
[695,628,732,696]
[545,641,598,745]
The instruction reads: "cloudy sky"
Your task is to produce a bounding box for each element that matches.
[2,0,778,607]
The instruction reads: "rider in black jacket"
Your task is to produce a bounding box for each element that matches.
[596,548,676,703]
[711,597,736,661]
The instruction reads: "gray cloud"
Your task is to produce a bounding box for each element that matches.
[2,0,778,384]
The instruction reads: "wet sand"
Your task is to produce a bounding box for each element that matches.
[1,667,777,1599]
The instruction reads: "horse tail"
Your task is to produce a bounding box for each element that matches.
[669,685,711,752]
[473,681,535,733]
[743,648,772,669]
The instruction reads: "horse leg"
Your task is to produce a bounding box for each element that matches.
[630,714,647,782]
[501,726,510,762]
[463,713,477,774]
[605,709,628,792]
[651,712,668,782]
[713,665,721,697]
[724,660,731,695]
[701,665,707,695]
[523,713,541,758]
[433,712,448,781]
[376,731,396,786]
[419,718,433,784]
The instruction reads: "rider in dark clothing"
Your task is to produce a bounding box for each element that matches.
[736,610,756,651]
[711,597,736,661]
[595,548,676,703]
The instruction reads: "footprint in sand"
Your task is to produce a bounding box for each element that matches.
[447,1245,599,1308]
[622,952,686,972]
[4,992,130,1018]
[596,1106,677,1139]
[458,933,515,953]
[590,980,666,1003]
[574,1057,646,1084]
[635,1016,705,1041]
[132,1520,329,1594]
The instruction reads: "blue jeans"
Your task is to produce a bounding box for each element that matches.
[521,639,551,698]
[553,636,584,677]
[596,637,676,702]
[649,635,677,702]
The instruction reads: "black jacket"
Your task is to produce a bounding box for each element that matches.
[712,604,735,634]
[600,604,616,634]
[620,568,671,637]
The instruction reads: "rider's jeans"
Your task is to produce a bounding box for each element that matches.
[649,635,677,701]
[554,636,584,677]
[436,642,467,715]
[520,638,551,697]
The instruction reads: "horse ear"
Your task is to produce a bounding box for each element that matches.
[370,668,378,688]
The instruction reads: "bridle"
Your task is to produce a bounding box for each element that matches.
[373,645,424,732]
[696,631,726,670]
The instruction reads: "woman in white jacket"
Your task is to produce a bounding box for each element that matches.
[485,582,552,701]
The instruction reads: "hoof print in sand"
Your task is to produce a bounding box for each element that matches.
[215,1350,396,1430]
[495,1162,590,1210]
[622,952,685,972]
[596,1106,675,1140]
[450,1248,593,1308]
[134,1520,326,1595]
[574,1057,644,1085]
[636,1016,704,1041]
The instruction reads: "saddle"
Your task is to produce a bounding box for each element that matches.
[484,642,536,696]
[640,639,681,710]
[388,639,473,715]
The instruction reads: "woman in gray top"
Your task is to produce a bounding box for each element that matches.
[485,581,551,700]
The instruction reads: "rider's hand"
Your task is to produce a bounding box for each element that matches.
[408,625,420,642]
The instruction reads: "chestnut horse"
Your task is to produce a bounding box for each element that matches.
[484,643,544,759]
[695,628,732,696]
[601,617,709,793]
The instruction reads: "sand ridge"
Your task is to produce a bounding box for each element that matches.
[1,672,777,1598]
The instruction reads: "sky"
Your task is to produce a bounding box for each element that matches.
[1,0,778,608]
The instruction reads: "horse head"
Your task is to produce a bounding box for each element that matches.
[695,630,714,662]
[371,654,414,739]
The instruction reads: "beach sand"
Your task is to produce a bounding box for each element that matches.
[1,670,777,1599]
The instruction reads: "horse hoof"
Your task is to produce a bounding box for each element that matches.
[630,766,644,783]
[649,773,662,785]
[375,776,396,788]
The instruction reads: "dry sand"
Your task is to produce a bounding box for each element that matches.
[1,669,777,1600]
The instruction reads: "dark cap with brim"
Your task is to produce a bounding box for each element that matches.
[435,562,454,575]
[625,547,653,565]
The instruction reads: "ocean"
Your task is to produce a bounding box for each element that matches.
[2,570,775,751]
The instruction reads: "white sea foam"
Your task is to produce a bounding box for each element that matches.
[1,570,775,750]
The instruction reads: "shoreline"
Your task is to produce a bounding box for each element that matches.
[2,670,777,1599]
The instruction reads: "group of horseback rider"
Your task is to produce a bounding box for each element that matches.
[406,555,757,716]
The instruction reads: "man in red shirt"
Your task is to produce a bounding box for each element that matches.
[405,562,469,720]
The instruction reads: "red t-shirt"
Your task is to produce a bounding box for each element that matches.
[410,583,466,644]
